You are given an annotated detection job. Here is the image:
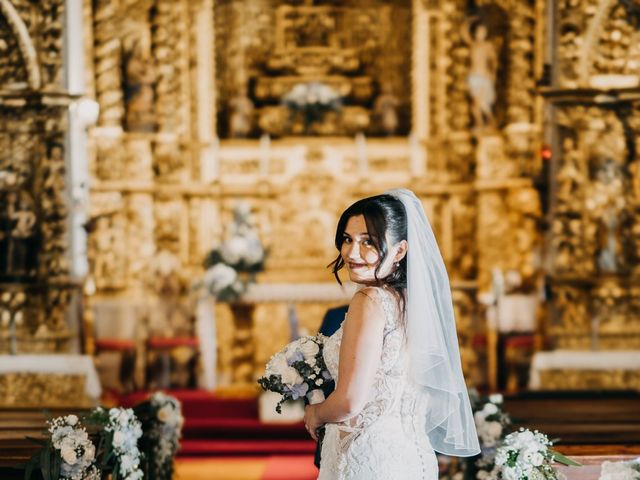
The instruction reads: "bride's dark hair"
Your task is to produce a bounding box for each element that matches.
[328,194,407,318]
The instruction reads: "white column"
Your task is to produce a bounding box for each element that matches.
[65,0,97,279]
[412,0,430,177]
[196,0,218,183]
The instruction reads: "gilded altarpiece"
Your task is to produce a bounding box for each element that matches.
[530,0,640,390]
[85,0,546,389]
[0,0,75,353]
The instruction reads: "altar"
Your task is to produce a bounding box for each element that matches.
[0,355,101,407]
[529,350,640,391]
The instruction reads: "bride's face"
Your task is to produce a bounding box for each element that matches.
[341,214,397,284]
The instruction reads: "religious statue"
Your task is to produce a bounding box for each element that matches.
[556,137,583,209]
[462,20,498,129]
[229,87,254,138]
[122,34,156,132]
[587,158,626,273]
[373,83,400,136]
[6,190,37,276]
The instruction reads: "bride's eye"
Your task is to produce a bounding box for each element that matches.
[343,236,352,244]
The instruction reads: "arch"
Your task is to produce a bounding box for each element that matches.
[0,0,41,90]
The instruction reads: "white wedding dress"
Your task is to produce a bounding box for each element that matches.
[318,287,438,480]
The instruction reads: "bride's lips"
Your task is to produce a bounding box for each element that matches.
[348,262,368,270]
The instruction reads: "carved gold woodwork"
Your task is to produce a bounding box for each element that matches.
[538,370,640,391]
[0,0,77,354]
[81,0,556,391]
[0,373,91,407]
[214,1,412,138]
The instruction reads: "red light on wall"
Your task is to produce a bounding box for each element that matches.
[541,144,552,160]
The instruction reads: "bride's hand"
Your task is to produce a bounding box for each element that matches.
[303,404,323,441]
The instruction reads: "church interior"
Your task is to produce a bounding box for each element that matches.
[1,0,640,479]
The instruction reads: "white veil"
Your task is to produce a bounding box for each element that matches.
[386,188,480,457]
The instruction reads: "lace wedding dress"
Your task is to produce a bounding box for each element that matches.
[318,287,438,480]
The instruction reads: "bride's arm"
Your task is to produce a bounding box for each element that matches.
[304,288,385,437]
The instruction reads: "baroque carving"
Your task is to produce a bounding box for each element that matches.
[0,373,90,407]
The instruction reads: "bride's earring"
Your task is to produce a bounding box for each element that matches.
[395,261,400,268]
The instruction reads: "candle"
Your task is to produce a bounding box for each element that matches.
[259,134,270,177]
[409,133,425,177]
[356,133,367,175]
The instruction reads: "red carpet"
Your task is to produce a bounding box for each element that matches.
[119,390,315,457]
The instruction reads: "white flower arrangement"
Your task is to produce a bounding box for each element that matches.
[599,458,640,480]
[282,81,342,133]
[258,334,332,413]
[494,428,577,480]
[470,393,512,479]
[92,407,144,480]
[283,82,342,109]
[198,202,266,301]
[26,414,100,480]
[150,392,184,479]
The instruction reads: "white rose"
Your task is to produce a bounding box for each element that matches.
[280,366,303,387]
[221,237,249,265]
[60,444,78,465]
[299,339,320,360]
[204,263,237,291]
[315,378,323,386]
[267,353,288,375]
[489,393,503,404]
[120,453,135,472]
[158,405,172,423]
[502,467,519,480]
[112,430,125,448]
[487,421,502,439]
[530,452,544,467]
[483,403,498,415]
[66,415,78,426]
[83,442,96,463]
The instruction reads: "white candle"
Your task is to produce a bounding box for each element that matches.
[356,133,367,174]
[409,133,425,177]
[259,134,270,177]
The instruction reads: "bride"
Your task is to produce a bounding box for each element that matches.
[303,189,480,479]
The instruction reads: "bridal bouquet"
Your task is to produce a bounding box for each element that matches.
[494,428,579,480]
[25,414,100,480]
[258,334,332,413]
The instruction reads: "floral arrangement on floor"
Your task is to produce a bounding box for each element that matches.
[134,391,184,480]
[494,428,579,480]
[89,407,144,480]
[282,81,342,133]
[25,414,100,480]
[443,392,580,480]
[472,393,512,479]
[197,201,266,301]
[258,334,331,413]
[599,458,640,480]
